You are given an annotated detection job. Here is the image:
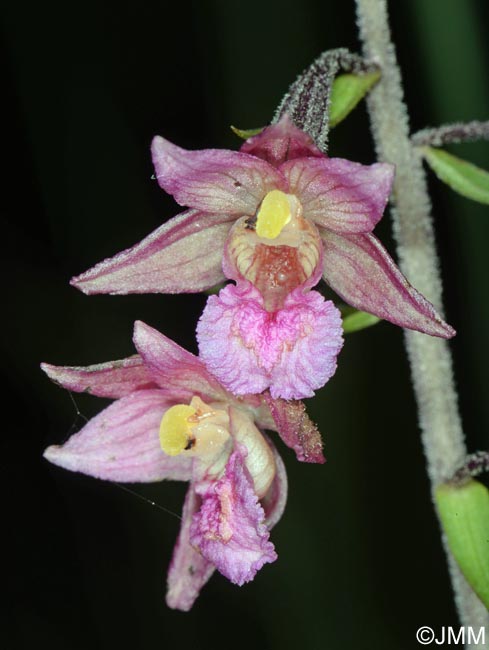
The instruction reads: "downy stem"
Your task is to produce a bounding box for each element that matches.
[355,0,489,637]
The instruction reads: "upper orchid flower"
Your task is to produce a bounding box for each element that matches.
[71,115,454,341]
[42,322,324,610]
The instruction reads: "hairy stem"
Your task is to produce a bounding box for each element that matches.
[412,120,489,147]
[355,0,489,637]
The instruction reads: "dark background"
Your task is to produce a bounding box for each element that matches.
[3,0,489,648]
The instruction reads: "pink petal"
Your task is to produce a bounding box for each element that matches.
[151,136,286,215]
[43,390,193,482]
[41,356,157,398]
[71,210,232,295]
[133,321,230,403]
[263,394,325,464]
[281,157,394,234]
[261,439,288,529]
[196,283,343,400]
[190,446,277,585]
[166,486,215,611]
[240,114,324,167]
[321,231,455,338]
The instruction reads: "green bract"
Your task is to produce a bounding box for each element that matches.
[231,125,265,139]
[436,479,489,609]
[340,306,381,333]
[328,71,381,128]
[421,146,489,205]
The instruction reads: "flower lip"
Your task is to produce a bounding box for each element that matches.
[224,210,323,311]
[197,283,344,400]
[189,445,277,586]
[151,136,287,216]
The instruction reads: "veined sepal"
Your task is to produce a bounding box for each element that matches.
[435,478,489,609]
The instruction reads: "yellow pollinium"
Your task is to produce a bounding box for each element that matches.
[159,404,196,456]
[255,190,292,239]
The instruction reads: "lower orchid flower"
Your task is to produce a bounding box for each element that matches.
[42,321,324,610]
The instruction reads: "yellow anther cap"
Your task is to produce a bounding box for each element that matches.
[255,190,292,239]
[159,404,196,456]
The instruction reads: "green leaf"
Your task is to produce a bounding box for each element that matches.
[421,146,489,204]
[328,71,381,128]
[340,306,381,333]
[436,479,489,609]
[230,125,265,140]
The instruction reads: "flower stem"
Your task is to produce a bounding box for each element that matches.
[355,0,489,634]
[412,120,489,147]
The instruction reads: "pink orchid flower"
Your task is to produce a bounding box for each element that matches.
[42,322,324,610]
[71,115,454,344]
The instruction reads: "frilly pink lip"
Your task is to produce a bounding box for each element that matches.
[197,281,344,400]
[190,445,277,586]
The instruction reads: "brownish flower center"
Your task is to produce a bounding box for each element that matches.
[226,191,322,310]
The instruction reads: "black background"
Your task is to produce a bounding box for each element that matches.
[3,0,489,648]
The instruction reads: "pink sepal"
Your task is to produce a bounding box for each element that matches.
[321,231,455,338]
[133,321,230,403]
[282,157,394,234]
[166,487,215,611]
[41,356,157,398]
[151,136,286,215]
[44,390,193,482]
[71,210,232,295]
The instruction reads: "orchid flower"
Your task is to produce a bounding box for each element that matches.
[71,115,455,344]
[42,322,325,610]
[195,166,344,400]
